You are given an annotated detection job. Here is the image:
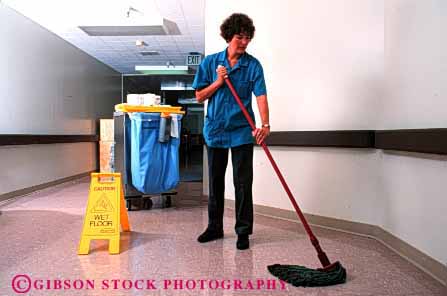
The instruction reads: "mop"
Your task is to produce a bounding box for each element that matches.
[223,73,347,287]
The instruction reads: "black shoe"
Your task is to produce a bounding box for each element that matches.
[236,234,249,250]
[197,229,224,243]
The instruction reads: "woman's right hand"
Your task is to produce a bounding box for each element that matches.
[216,65,228,86]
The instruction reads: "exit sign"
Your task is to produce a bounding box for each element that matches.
[186,54,202,66]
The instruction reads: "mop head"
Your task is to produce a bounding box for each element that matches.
[267,261,347,287]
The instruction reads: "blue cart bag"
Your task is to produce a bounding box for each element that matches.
[129,112,182,194]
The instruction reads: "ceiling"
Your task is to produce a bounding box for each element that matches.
[4,0,205,74]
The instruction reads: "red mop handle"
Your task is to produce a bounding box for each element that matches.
[224,76,331,267]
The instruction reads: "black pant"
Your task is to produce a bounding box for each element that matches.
[207,143,254,235]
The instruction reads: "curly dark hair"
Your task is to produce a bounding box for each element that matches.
[220,13,255,42]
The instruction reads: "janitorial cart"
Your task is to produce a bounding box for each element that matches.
[113,104,184,210]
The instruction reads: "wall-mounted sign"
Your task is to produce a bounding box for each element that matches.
[186,54,202,66]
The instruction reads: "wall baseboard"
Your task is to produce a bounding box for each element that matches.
[225,199,447,287]
[0,171,93,203]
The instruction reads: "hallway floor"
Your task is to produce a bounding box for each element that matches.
[0,178,445,295]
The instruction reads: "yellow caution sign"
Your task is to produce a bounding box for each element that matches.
[78,173,130,255]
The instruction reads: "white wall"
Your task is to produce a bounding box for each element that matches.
[205,0,384,131]
[383,0,447,129]
[0,4,121,195]
[379,0,447,265]
[204,0,447,265]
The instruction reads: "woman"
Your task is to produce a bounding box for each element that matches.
[192,13,270,250]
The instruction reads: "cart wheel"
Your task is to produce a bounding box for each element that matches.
[164,195,172,208]
[126,199,132,211]
[144,198,153,210]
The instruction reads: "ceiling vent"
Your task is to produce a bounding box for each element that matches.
[140,51,160,56]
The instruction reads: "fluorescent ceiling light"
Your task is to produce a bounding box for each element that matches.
[77,2,180,36]
[135,65,189,75]
[79,19,180,36]
[4,0,180,35]
[161,81,193,90]
[178,99,202,105]
[78,12,180,36]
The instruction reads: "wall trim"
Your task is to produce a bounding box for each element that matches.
[375,129,447,155]
[225,199,447,287]
[2,129,446,155]
[0,135,98,146]
[265,130,375,148]
[0,171,93,203]
[258,129,447,155]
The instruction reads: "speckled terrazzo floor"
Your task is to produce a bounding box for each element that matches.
[0,178,445,296]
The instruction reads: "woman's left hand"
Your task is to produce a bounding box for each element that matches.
[252,126,270,144]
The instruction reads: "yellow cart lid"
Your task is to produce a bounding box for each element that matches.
[115,103,185,117]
